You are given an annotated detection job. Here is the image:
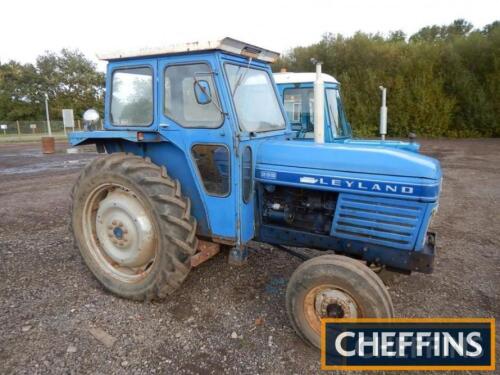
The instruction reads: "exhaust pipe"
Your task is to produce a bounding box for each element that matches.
[379,86,387,141]
[313,60,325,144]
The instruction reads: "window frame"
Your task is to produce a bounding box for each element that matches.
[163,62,224,129]
[325,88,349,139]
[191,143,231,198]
[110,65,154,127]
[223,62,287,134]
[292,102,301,122]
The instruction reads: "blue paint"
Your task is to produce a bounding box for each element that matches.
[255,168,440,201]
[68,45,442,272]
[331,193,427,250]
[69,130,163,146]
[113,227,123,239]
[256,140,441,180]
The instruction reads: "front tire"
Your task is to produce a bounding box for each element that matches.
[71,153,197,301]
[286,254,394,348]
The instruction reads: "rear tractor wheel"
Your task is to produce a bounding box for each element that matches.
[71,153,197,301]
[286,254,394,348]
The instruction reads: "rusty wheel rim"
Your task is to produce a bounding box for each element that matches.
[82,183,158,283]
[303,284,359,335]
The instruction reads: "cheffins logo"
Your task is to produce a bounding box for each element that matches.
[321,318,495,371]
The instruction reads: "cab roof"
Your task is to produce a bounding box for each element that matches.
[273,72,339,84]
[98,37,280,63]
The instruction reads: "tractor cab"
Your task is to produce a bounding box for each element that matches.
[274,72,350,141]
[274,71,420,152]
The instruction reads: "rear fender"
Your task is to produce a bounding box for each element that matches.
[68,130,163,147]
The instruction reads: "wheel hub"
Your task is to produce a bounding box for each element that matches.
[95,190,155,267]
[314,289,358,319]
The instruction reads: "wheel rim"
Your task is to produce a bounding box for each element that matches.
[303,285,359,335]
[82,183,157,283]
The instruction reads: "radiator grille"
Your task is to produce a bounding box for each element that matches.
[331,194,425,250]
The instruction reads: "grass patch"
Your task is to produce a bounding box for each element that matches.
[0,133,68,143]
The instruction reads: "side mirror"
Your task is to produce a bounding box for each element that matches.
[194,80,212,105]
[83,109,100,131]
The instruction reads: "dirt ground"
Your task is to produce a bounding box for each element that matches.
[0,139,498,374]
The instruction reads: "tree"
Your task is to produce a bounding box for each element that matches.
[0,49,104,121]
[35,49,105,120]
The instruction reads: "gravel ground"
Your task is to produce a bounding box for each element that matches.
[0,139,498,374]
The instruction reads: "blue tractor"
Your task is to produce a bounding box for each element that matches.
[69,38,441,348]
[274,70,419,151]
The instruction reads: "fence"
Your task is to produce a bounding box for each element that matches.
[0,120,104,137]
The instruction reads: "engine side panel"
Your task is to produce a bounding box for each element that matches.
[331,193,428,251]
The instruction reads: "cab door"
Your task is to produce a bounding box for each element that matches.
[220,56,289,244]
[157,54,238,241]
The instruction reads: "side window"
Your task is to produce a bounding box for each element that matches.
[242,147,253,203]
[192,145,230,196]
[111,67,153,126]
[164,64,223,128]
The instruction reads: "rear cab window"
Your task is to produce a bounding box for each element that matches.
[110,66,153,126]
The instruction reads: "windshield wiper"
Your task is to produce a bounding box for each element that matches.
[231,57,253,96]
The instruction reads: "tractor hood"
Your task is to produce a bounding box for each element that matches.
[257,140,440,179]
[255,139,442,202]
[335,138,420,153]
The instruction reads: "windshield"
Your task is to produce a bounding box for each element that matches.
[283,87,314,137]
[283,87,350,139]
[326,88,348,137]
[225,64,285,133]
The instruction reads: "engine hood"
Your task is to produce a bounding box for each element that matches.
[257,139,441,180]
[255,139,441,202]
[335,138,420,153]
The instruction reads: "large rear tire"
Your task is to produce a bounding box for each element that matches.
[71,153,197,301]
[286,254,394,348]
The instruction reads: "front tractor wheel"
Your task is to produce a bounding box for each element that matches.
[71,153,197,301]
[286,254,394,348]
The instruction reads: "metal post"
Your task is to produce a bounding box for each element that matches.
[379,86,387,141]
[44,94,52,136]
[313,61,325,144]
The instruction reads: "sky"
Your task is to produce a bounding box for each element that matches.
[1,0,499,70]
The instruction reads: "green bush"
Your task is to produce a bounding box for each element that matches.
[274,20,500,138]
